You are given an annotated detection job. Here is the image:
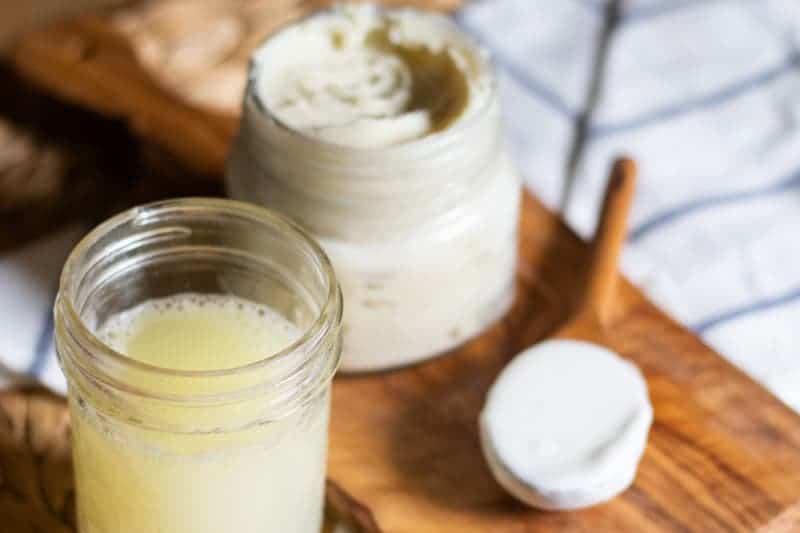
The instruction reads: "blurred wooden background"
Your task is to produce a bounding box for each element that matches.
[0,0,462,252]
[0,0,128,51]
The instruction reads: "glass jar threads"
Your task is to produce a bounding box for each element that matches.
[55,198,342,533]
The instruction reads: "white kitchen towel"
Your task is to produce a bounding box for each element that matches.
[0,225,84,393]
[460,0,800,411]
[2,0,800,414]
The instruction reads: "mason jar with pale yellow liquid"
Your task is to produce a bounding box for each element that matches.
[54,198,342,533]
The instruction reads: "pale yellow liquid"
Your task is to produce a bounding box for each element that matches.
[71,293,329,533]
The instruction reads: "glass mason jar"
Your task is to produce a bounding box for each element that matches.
[54,198,342,533]
[227,6,521,372]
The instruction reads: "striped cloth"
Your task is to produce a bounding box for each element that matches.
[458,0,800,411]
[2,0,800,416]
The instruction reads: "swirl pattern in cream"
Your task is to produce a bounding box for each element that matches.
[253,4,486,148]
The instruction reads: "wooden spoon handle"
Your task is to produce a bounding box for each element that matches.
[580,157,637,325]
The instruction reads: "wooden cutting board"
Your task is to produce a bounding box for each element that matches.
[326,192,800,532]
[3,191,800,532]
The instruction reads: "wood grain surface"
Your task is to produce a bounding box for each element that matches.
[327,192,800,532]
[0,387,74,533]
[3,192,800,532]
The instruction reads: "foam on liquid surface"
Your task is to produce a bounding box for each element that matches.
[97,293,299,371]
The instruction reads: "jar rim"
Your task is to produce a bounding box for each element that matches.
[58,197,342,383]
[243,3,498,155]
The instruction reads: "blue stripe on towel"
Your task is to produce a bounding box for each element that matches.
[575,1,707,23]
[694,286,800,334]
[630,170,800,242]
[28,306,54,378]
[492,54,578,119]
[591,52,800,136]
[623,1,708,23]
[453,12,577,119]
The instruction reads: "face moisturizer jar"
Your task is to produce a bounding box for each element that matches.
[55,198,342,533]
[227,4,521,371]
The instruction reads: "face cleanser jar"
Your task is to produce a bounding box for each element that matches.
[227,4,520,371]
[55,198,342,533]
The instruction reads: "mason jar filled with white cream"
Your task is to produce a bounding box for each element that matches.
[227,3,520,371]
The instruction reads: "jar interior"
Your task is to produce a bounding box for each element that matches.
[69,200,331,363]
[56,199,342,431]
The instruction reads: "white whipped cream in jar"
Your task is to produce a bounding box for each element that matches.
[227,3,521,371]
